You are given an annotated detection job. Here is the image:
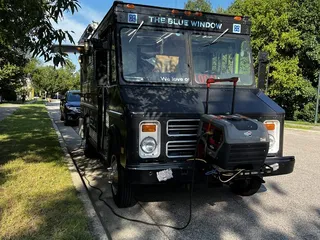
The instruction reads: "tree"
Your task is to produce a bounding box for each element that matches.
[0,0,80,66]
[25,59,80,96]
[227,0,317,120]
[184,0,213,12]
[184,0,228,13]
[291,0,320,86]
[0,44,27,99]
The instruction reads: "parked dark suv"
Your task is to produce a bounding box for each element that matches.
[60,90,81,125]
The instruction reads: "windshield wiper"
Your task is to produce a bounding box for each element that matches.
[129,21,144,42]
[203,28,229,47]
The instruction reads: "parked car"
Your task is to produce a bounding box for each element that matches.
[60,90,81,126]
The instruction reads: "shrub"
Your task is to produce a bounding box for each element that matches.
[293,102,319,123]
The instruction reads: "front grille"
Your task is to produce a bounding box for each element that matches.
[229,143,268,163]
[166,140,197,158]
[167,119,200,137]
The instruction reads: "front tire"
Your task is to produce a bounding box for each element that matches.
[84,125,97,158]
[64,117,70,126]
[60,112,64,121]
[230,177,262,196]
[110,142,136,208]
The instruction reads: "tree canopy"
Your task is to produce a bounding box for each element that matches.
[185,0,213,12]
[0,0,80,66]
[25,59,80,96]
[0,44,27,100]
[0,0,80,101]
[228,0,318,120]
[185,0,319,121]
[291,0,320,86]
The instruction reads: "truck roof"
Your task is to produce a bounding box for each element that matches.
[88,1,250,42]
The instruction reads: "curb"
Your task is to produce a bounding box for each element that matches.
[47,109,109,240]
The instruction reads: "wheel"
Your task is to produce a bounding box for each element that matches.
[64,117,70,126]
[84,125,97,158]
[60,112,64,121]
[230,177,262,196]
[110,141,136,208]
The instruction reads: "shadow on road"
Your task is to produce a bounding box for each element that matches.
[69,146,320,240]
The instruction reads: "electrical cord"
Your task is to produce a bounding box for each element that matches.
[72,137,201,230]
[218,169,244,183]
[186,158,207,163]
[80,170,194,230]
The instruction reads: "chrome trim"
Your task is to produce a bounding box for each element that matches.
[166,140,197,158]
[167,119,200,137]
[106,109,123,116]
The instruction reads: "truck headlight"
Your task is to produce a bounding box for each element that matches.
[139,121,161,158]
[140,137,157,153]
[268,134,275,149]
[264,120,280,154]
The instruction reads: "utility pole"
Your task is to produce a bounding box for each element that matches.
[315,72,320,124]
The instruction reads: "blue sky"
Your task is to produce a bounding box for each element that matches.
[50,0,233,69]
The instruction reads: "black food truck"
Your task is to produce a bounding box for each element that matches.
[62,1,295,208]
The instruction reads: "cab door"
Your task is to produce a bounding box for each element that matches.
[95,47,109,155]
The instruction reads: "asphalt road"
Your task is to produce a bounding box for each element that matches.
[47,101,320,240]
[0,104,20,121]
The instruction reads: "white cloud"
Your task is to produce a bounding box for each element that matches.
[52,4,104,44]
[53,16,86,44]
[77,3,105,23]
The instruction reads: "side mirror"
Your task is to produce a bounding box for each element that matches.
[257,51,269,90]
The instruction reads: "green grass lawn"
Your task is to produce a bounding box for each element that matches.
[0,103,94,240]
[285,120,320,130]
[285,120,320,126]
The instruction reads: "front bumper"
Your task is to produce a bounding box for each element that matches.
[127,155,295,184]
[263,156,295,177]
[66,111,80,121]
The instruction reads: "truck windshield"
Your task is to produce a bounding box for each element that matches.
[120,28,189,84]
[67,92,80,102]
[192,33,253,85]
[120,28,254,86]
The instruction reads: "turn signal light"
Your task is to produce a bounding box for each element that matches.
[184,11,192,16]
[234,16,242,21]
[126,4,135,9]
[264,123,275,131]
[172,9,179,14]
[142,124,157,132]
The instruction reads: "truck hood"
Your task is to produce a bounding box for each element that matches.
[120,86,284,117]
